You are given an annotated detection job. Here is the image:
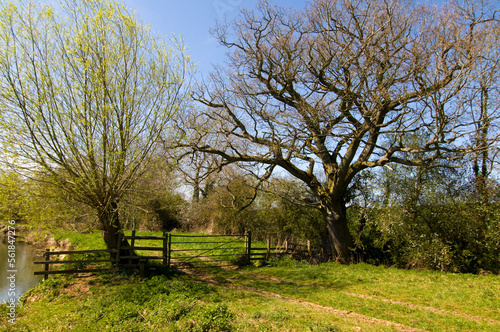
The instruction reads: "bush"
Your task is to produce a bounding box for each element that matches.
[348,203,500,273]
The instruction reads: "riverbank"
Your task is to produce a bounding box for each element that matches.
[0,222,86,253]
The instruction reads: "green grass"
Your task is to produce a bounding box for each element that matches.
[219,258,500,331]
[53,230,106,250]
[1,272,350,332]
[4,231,498,331]
[242,258,500,321]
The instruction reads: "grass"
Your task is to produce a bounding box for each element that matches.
[53,230,106,250]
[3,231,498,331]
[248,257,500,321]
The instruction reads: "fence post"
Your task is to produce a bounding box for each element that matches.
[163,232,168,267]
[67,245,74,274]
[129,230,136,265]
[266,238,270,259]
[139,259,145,278]
[246,231,252,262]
[167,233,172,268]
[44,249,50,280]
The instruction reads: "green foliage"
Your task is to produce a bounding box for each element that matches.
[28,275,73,301]
[267,256,309,268]
[140,194,185,231]
[348,161,500,273]
[120,162,186,232]
[0,171,25,222]
[254,197,325,246]
[0,170,95,239]
[350,203,500,273]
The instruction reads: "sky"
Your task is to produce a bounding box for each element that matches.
[121,0,304,79]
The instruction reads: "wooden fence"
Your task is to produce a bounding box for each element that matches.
[34,248,119,280]
[34,231,307,278]
[119,231,168,267]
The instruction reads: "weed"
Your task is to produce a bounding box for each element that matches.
[196,303,234,332]
[30,275,73,301]
[267,255,308,267]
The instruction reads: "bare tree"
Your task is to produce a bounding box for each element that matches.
[190,0,500,261]
[178,151,221,203]
[0,0,191,254]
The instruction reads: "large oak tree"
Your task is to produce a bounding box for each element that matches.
[191,0,500,261]
[0,0,191,253]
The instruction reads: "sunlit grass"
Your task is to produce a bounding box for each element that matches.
[235,259,500,322]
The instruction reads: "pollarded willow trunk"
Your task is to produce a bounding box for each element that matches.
[98,202,136,264]
[320,198,355,263]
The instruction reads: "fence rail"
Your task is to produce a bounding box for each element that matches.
[34,248,119,279]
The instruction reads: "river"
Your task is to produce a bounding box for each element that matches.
[0,238,44,303]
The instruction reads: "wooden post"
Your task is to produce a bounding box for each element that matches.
[246,231,252,262]
[67,245,74,275]
[44,249,50,280]
[163,232,168,267]
[139,259,145,278]
[307,240,311,256]
[129,230,136,266]
[266,238,270,259]
[167,233,172,268]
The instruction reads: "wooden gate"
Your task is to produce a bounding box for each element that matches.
[167,233,249,269]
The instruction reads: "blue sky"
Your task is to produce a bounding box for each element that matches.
[122,0,245,78]
[122,0,305,79]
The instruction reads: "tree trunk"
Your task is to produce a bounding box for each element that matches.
[473,85,490,205]
[99,202,135,264]
[321,199,354,263]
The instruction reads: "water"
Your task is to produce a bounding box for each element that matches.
[0,238,44,303]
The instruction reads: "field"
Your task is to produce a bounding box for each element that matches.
[1,231,499,331]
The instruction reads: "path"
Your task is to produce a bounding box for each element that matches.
[237,271,500,326]
[183,267,427,332]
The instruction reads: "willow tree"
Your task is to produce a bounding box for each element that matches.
[0,0,191,252]
[192,0,499,262]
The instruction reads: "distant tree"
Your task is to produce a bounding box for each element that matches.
[463,2,500,204]
[0,0,191,254]
[190,0,500,261]
[177,151,221,203]
[113,159,181,231]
